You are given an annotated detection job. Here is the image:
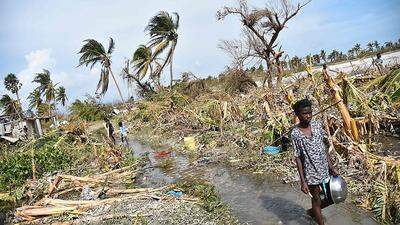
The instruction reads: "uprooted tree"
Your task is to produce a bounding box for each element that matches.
[217,0,311,88]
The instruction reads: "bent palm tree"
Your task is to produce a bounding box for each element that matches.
[131,45,162,88]
[33,69,57,116]
[121,60,155,97]
[33,69,51,94]
[0,94,20,115]
[132,45,153,80]
[4,73,22,106]
[78,37,124,102]
[146,11,179,88]
[56,86,68,106]
[28,89,42,110]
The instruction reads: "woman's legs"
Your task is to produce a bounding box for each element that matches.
[308,185,325,225]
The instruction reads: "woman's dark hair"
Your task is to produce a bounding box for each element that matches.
[293,99,312,114]
[118,121,123,127]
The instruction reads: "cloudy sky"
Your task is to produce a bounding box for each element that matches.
[0,0,399,108]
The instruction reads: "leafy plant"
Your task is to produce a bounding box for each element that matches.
[69,98,112,121]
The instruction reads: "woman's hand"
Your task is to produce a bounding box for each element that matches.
[301,181,310,194]
[330,167,339,176]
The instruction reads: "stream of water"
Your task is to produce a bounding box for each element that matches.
[128,139,378,225]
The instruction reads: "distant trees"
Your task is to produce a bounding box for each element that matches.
[33,69,57,116]
[286,38,400,73]
[30,69,67,117]
[320,50,326,63]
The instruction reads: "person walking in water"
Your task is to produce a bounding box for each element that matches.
[291,99,338,225]
[118,121,129,145]
[104,118,115,144]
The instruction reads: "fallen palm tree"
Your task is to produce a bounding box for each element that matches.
[15,165,171,222]
[47,165,137,196]
[15,194,162,221]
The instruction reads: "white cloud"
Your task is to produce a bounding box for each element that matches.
[16,49,102,109]
[17,49,56,107]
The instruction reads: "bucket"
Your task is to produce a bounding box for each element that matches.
[263,145,280,154]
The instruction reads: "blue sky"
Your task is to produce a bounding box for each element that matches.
[0,0,399,108]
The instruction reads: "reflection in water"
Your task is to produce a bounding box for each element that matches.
[260,195,310,225]
[209,167,378,225]
[128,139,378,225]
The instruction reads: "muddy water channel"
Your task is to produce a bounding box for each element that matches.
[129,139,378,225]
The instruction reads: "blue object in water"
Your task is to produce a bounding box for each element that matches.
[166,190,183,198]
[263,145,280,154]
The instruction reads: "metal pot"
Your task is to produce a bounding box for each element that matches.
[329,176,348,204]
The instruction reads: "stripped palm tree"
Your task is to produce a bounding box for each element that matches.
[78,37,125,102]
[4,73,22,106]
[0,94,20,116]
[145,11,179,88]
[121,60,155,97]
[28,89,42,110]
[56,86,68,107]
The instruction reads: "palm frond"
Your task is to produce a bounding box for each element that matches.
[108,37,115,54]
[379,68,400,94]
[145,11,174,37]
[96,68,109,96]
[4,73,22,94]
[33,69,51,94]
[28,89,42,110]
[44,82,56,103]
[131,45,153,80]
[151,39,170,58]
[77,39,106,68]
[56,86,68,106]
[0,94,20,115]
[172,12,180,30]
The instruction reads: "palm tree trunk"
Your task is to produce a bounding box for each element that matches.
[169,42,177,89]
[169,55,174,89]
[16,91,21,109]
[15,91,23,120]
[276,60,283,88]
[109,68,125,103]
[53,92,58,127]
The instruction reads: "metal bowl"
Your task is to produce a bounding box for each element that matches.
[329,176,348,204]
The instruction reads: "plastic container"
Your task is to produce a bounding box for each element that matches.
[263,145,280,154]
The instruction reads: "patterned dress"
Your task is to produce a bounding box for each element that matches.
[291,120,330,185]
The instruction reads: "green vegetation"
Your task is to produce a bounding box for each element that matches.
[0,132,73,190]
[0,129,134,192]
[69,96,113,121]
[176,177,226,213]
